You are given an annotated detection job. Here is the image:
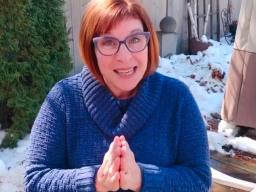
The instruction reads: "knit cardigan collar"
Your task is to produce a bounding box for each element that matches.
[80,68,162,139]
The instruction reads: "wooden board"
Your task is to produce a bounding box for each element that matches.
[210,151,256,183]
[211,167,256,191]
[212,182,248,192]
[210,151,256,192]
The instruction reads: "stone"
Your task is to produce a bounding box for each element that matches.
[159,16,176,33]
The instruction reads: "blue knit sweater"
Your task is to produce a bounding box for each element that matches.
[25,68,211,192]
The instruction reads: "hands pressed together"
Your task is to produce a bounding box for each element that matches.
[96,136,142,192]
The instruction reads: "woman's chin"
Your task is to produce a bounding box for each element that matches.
[113,85,138,99]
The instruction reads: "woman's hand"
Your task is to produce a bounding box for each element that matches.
[119,136,142,192]
[96,136,121,192]
[96,136,141,191]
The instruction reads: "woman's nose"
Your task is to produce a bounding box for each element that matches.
[115,43,132,59]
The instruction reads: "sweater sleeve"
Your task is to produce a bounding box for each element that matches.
[138,86,211,191]
[24,83,98,192]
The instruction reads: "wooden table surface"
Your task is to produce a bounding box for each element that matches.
[210,151,256,192]
[212,182,248,192]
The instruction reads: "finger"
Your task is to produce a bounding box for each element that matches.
[101,154,109,170]
[114,136,122,150]
[120,140,131,171]
[108,137,122,160]
[120,142,136,171]
[116,135,122,142]
[108,157,121,177]
[120,146,128,170]
[109,136,119,151]
[97,160,109,185]
[102,155,120,181]
[120,171,128,190]
[97,156,109,177]
[101,139,121,179]
[96,166,104,182]
[109,172,120,191]
[121,140,131,158]
[121,144,128,157]
[120,170,128,176]
[114,135,122,146]
[120,135,126,142]
[121,140,135,160]
[101,159,110,179]
[121,138,130,150]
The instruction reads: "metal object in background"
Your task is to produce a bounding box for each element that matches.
[221,0,237,45]
[187,0,220,54]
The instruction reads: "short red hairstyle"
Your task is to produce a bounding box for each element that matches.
[79,0,159,83]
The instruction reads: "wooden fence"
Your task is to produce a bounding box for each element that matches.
[64,0,242,73]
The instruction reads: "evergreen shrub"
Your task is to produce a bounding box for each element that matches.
[0,0,72,148]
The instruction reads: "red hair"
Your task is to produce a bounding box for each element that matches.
[79,0,159,83]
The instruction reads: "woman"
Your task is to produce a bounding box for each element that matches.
[25,0,211,191]
[219,0,256,136]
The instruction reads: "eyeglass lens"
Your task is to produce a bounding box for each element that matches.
[94,32,149,56]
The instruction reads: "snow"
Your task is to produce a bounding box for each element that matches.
[0,133,29,191]
[218,119,239,137]
[158,38,231,118]
[201,35,209,43]
[207,131,256,156]
[228,137,256,155]
[0,38,255,191]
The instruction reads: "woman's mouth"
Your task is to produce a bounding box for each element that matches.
[114,66,137,77]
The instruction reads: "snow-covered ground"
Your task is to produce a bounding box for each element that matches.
[0,38,255,191]
[158,39,231,118]
[0,132,29,191]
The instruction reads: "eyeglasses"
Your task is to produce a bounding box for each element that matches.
[93,32,150,56]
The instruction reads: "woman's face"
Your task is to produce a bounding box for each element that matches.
[94,18,148,99]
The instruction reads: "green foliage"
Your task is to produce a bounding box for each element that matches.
[0,0,72,148]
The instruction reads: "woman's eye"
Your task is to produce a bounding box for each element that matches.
[101,39,116,47]
[129,37,140,44]
[102,40,115,46]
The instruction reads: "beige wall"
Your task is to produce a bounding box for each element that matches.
[140,0,167,31]
[65,0,242,73]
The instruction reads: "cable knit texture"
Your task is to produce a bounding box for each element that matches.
[25,67,211,191]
